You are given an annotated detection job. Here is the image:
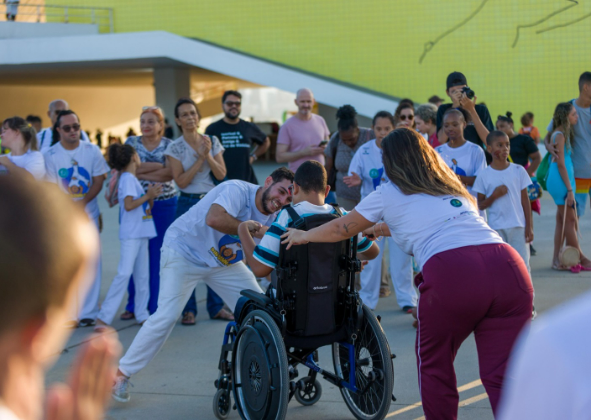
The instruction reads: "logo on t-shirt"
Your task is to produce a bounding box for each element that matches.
[209,234,243,266]
[141,200,153,221]
[450,199,463,208]
[450,158,467,177]
[58,160,91,198]
[369,167,385,191]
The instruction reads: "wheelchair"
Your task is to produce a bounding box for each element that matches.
[213,208,395,420]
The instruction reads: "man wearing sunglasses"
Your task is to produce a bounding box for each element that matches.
[36,99,90,153]
[44,109,110,328]
[436,72,493,151]
[205,90,270,184]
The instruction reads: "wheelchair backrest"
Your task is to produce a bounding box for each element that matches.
[276,206,356,337]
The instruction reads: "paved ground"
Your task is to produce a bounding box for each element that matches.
[46,161,591,420]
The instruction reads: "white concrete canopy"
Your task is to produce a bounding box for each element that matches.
[0,30,399,118]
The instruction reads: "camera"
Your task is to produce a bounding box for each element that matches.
[461,86,475,100]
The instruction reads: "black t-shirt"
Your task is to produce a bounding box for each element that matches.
[510,134,539,167]
[436,103,494,149]
[205,119,266,184]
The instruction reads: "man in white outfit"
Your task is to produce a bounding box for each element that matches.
[37,99,90,152]
[112,167,294,403]
[43,110,109,327]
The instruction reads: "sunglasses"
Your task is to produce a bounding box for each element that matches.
[60,123,81,133]
[399,114,414,121]
[225,101,241,107]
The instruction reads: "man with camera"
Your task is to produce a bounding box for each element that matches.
[436,72,494,150]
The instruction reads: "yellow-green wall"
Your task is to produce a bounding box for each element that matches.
[55,0,591,131]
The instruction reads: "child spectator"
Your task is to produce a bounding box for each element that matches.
[519,112,541,144]
[96,144,161,330]
[473,131,533,270]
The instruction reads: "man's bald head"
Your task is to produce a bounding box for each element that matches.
[295,88,315,119]
[48,100,69,125]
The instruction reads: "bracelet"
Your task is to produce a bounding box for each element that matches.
[372,224,382,242]
[567,189,573,192]
[379,222,386,237]
[250,154,258,161]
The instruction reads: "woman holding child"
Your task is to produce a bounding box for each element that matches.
[281,128,534,420]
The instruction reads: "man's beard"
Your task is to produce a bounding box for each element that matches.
[224,109,240,120]
[261,186,274,215]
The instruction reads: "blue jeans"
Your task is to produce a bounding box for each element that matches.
[176,193,224,318]
[126,196,178,314]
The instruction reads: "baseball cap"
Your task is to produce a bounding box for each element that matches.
[446,72,467,89]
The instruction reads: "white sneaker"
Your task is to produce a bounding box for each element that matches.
[112,375,133,403]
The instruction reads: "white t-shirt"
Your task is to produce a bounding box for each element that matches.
[435,141,487,197]
[164,135,224,194]
[348,139,388,199]
[497,289,591,420]
[163,180,277,267]
[1,150,46,180]
[355,182,503,271]
[472,163,531,230]
[37,127,90,153]
[117,172,157,240]
[253,201,373,268]
[43,142,110,219]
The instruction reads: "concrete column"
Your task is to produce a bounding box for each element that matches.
[153,67,191,138]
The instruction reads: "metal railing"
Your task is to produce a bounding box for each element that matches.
[0,2,113,33]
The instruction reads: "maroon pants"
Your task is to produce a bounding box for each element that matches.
[415,244,533,420]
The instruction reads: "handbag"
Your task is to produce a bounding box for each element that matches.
[536,153,551,191]
[327,136,339,190]
[559,203,581,268]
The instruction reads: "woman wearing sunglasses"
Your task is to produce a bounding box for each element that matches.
[120,106,178,322]
[394,103,416,129]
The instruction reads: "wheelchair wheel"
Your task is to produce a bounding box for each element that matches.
[294,377,322,406]
[232,310,289,420]
[332,305,394,420]
[213,389,231,420]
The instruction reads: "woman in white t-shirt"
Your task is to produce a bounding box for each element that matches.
[343,111,417,311]
[164,98,229,326]
[0,116,46,180]
[96,144,161,330]
[282,128,533,420]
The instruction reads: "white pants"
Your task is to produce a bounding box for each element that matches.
[496,227,530,272]
[98,238,150,325]
[359,237,417,309]
[119,245,263,377]
[69,216,102,321]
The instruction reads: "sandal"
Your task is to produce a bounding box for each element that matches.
[379,287,391,298]
[181,312,196,325]
[552,261,568,271]
[213,308,235,321]
[120,310,135,321]
[570,264,582,273]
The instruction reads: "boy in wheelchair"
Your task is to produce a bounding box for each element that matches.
[211,161,394,420]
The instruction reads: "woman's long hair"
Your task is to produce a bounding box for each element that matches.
[381,128,476,205]
[550,102,575,150]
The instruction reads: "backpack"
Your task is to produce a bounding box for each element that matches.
[276,205,353,338]
[104,168,121,208]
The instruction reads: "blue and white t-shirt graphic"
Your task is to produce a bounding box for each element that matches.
[214,234,244,265]
[370,167,385,191]
[59,159,91,198]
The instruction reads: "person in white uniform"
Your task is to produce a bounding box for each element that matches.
[96,144,162,330]
[43,110,109,327]
[435,108,487,220]
[111,167,294,403]
[0,116,45,180]
[36,100,90,153]
[343,111,417,312]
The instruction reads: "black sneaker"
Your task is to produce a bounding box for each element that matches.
[530,244,537,256]
[79,318,96,327]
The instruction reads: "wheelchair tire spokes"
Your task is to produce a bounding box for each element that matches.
[332,305,394,420]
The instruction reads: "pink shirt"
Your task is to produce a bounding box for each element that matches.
[277,114,330,172]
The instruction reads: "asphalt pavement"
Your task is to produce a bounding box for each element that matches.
[46,161,591,420]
